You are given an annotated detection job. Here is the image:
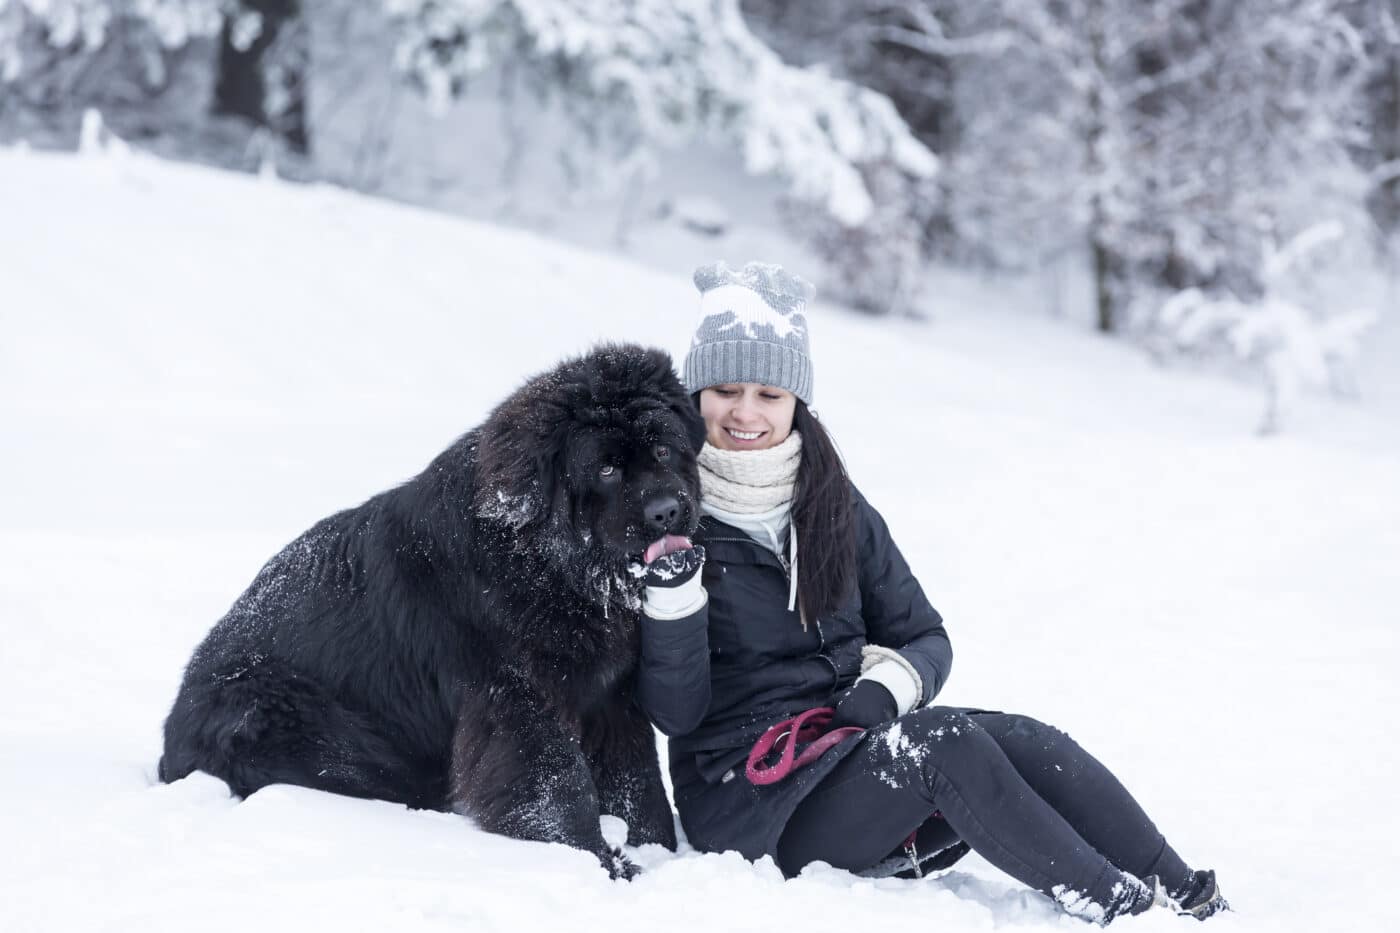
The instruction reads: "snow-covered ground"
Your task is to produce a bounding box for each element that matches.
[2,147,1397,932]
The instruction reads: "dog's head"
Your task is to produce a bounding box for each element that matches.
[475,344,706,576]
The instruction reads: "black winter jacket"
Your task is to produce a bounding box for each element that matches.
[636,485,953,865]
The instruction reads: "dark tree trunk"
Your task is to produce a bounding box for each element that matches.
[1376,49,1400,234]
[213,0,308,154]
[1092,233,1116,334]
[1084,0,1117,334]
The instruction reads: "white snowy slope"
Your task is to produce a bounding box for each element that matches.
[2,147,1397,933]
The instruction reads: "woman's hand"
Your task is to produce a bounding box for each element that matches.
[636,547,707,620]
[829,679,898,731]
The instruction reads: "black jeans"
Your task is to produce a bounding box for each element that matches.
[777,708,1194,917]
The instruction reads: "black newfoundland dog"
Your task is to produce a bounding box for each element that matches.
[159,344,704,878]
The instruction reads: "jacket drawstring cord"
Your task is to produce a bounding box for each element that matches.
[787,523,800,622]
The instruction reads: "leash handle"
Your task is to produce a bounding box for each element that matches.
[745,707,863,786]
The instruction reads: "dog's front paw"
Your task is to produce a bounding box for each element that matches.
[597,846,642,881]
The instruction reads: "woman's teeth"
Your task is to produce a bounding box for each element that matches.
[727,428,762,441]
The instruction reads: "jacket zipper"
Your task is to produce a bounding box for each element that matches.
[704,534,789,569]
[706,534,830,670]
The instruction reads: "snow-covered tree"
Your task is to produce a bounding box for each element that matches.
[741,0,974,162]
[0,1,223,94]
[213,1,308,153]
[381,0,938,308]
[777,157,937,315]
[930,0,1374,335]
[0,1,312,155]
[742,0,996,307]
[1158,223,1377,434]
[1346,0,1400,237]
[1137,0,1370,295]
[928,0,1211,332]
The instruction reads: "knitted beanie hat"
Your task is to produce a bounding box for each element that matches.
[682,261,816,405]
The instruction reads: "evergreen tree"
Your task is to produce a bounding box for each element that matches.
[0,1,224,96]
[381,0,938,309]
[936,0,1371,332]
[742,0,987,311]
[214,1,308,153]
[1347,0,1400,237]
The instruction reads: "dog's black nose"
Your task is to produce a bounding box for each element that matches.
[643,494,681,534]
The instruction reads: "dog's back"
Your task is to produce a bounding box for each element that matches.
[158,492,461,808]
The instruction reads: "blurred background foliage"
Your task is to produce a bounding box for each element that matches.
[3,0,1396,425]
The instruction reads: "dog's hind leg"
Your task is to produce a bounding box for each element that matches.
[450,673,638,879]
[583,695,678,851]
[160,659,441,808]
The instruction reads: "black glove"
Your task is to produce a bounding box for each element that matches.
[633,546,707,620]
[636,545,705,589]
[829,679,899,731]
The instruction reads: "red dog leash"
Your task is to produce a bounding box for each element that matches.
[745,706,942,876]
[745,706,862,786]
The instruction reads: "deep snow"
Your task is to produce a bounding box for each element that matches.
[2,146,1398,932]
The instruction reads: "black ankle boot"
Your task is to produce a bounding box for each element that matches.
[1100,874,1178,925]
[1175,869,1230,920]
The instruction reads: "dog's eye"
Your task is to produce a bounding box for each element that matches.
[598,464,618,480]
[654,444,670,461]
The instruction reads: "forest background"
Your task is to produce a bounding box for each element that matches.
[5,0,1398,433]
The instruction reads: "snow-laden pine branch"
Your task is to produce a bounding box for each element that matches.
[383,0,937,228]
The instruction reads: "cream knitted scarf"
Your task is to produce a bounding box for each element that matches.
[698,431,804,617]
[696,431,802,513]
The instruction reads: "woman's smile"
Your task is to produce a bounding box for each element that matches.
[724,427,766,444]
[701,383,797,450]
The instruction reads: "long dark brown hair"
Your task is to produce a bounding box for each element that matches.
[790,400,856,621]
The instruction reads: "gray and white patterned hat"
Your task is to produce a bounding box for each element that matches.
[682,260,816,405]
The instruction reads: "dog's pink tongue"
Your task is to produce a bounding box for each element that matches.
[644,535,693,564]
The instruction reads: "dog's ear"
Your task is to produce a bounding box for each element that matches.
[676,388,707,454]
[473,400,555,532]
[637,346,706,454]
[474,450,546,532]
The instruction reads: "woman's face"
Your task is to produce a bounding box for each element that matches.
[699,383,797,451]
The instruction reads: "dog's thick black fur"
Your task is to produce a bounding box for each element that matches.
[159,344,704,878]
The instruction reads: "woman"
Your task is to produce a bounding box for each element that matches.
[633,261,1228,924]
